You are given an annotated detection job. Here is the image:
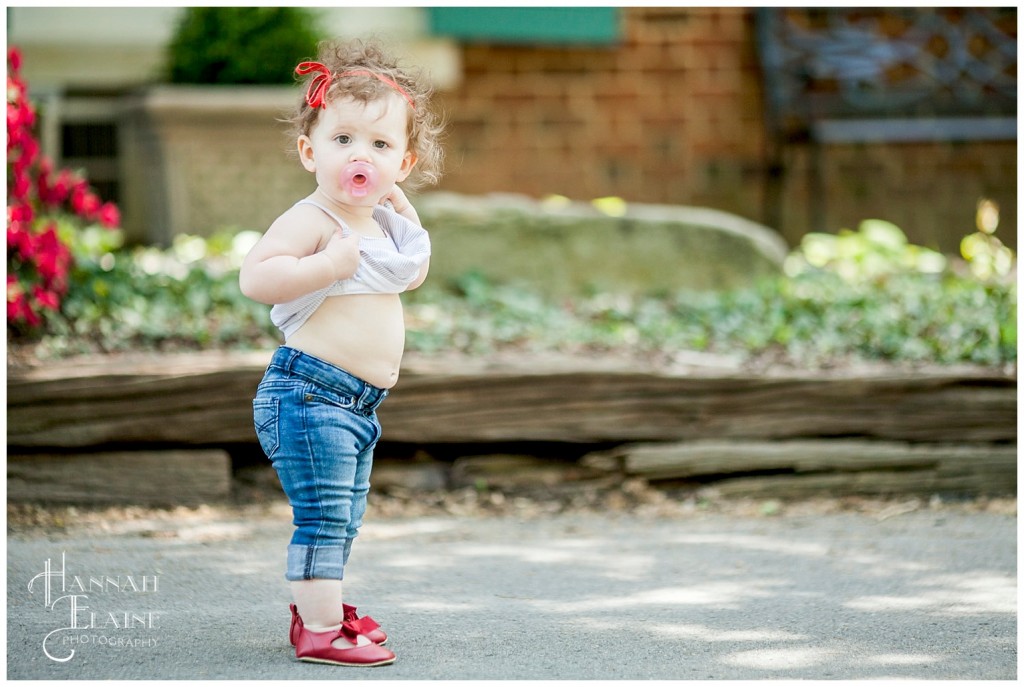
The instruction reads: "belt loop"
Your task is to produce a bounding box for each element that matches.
[271,346,288,372]
[358,385,387,413]
[357,384,374,412]
[285,346,302,372]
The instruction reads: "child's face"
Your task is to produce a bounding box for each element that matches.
[298,93,417,205]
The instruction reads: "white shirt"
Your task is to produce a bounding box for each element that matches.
[269,199,431,338]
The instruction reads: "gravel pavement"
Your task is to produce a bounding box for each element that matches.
[6,496,1017,680]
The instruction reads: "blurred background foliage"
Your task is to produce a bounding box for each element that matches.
[165,7,323,85]
[9,9,1015,373]
[25,211,1016,369]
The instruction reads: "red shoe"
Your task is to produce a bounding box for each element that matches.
[290,604,389,646]
[344,604,389,646]
[293,619,396,667]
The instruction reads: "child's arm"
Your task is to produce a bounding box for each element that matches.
[239,205,361,305]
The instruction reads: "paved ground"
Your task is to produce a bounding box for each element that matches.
[7,497,1017,680]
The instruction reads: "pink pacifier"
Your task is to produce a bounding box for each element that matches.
[341,161,378,198]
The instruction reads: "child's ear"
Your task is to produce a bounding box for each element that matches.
[396,151,418,182]
[297,135,316,173]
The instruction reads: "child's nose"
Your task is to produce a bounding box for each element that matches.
[349,144,372,162]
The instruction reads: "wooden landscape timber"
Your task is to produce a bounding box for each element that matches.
[7,350,1015,447]
[7,450,232,506]
[6,350,1017,500]
[581,440,1016,498]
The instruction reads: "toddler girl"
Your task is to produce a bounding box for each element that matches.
[240,38,444,667]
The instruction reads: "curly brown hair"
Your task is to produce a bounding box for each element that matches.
[286,39,445,191]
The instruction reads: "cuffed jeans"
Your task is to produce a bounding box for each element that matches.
[253,346,388,581]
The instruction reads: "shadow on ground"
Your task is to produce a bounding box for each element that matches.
[6,497,1016,680]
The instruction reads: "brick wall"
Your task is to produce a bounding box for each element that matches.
[433,7,1016,252]
[435,8,762,209]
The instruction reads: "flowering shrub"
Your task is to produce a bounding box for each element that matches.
[7,46,120,334]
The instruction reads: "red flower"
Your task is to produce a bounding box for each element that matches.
[7,219,27,250]
[10,137,38,177]
[11,91,34,135]
[21,302,40,327]
[32,223,70,281]
[70,184,101,218]
[7,295,24,323]
[14,225,37,259]
[7,291,40,327]
[7,273,41,327]
[8,202,33,225]
[7,44,125,333]
[6,99,34,134]
[34,157,51,198]
[8,47,22,73]
[14,141,35,167]
[6,103,23,133]
[18,235,36,260]
[32,284,60,310]
[40,167,75,207]
[10,172,30,202]
[97,202,120,228]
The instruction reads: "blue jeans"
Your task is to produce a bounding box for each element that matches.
[253,346,388,581]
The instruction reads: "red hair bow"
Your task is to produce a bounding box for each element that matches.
[296,61,332,109]
[295,61,416,111]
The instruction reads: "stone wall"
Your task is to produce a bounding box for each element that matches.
[415,192,787,295]
[119,86,313,244]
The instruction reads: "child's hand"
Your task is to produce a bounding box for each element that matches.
[321,228,361,280]
[379,185,421,225]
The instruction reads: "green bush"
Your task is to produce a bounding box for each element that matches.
[401,268,1015,367]
[166,7,323,85]
[34,228,279,357]
[402,219,1016,367]
[20,220,1017,369]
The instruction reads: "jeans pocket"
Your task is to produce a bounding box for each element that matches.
[253,397,280,459]
[303,388,355,410]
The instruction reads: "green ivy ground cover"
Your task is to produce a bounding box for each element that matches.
[17,221,1016,370]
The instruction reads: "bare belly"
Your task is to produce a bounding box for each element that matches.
[284,294,406,389]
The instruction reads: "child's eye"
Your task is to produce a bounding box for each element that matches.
[334,134,351,144]
[373,140,389,149]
